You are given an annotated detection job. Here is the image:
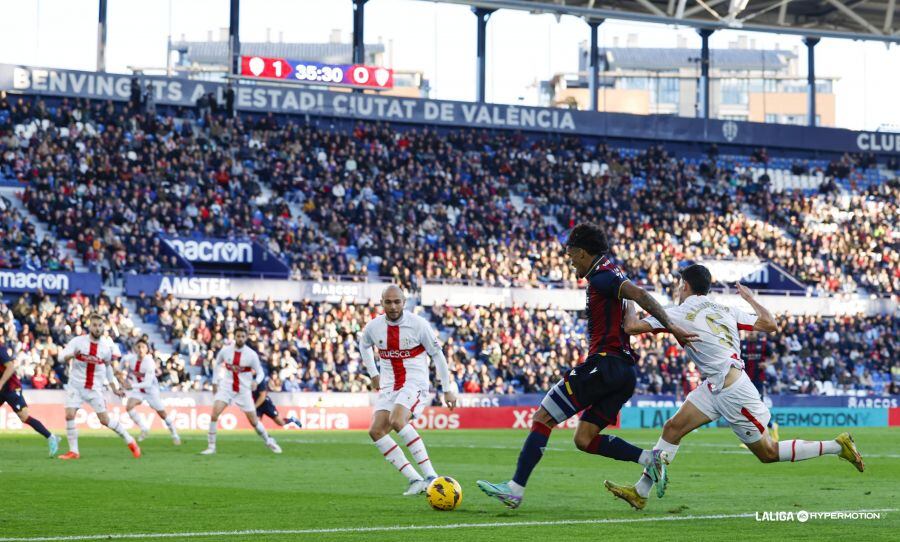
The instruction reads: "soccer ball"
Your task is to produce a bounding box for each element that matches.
[425,476,463,511]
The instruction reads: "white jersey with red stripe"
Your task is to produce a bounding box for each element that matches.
[359,312,438,391]
[214,344,264,393]
[60,335,118,391]
[123,353,158,392]
[643,294,758,392]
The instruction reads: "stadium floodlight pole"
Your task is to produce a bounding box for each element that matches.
[473,7,495,103]
[353,0,367,64]
[697,28,714,121]
[97,0,108,72]
[228,0,241,77]
[586,18,604,112]
[804,37,820,127]
[353,0,368,94]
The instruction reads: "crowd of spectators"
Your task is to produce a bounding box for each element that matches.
[2,94,897,296]
[5,293,895,398]
[0,292,147,391]
[0,195,75,271]
[432,303,900,397]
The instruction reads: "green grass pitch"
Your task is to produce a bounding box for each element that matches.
[1,427,897,541]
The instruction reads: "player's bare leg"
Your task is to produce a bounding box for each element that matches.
[126,397,151,442]
[97,410,140,458]
[369,409,424,495]
[745,432,863,471]
[606,400,710,509]
[390,403,438,492]
[477,406,558,509]
[245,410,281,453]
[15,406,59,456]
[59,407,81,459]
[201,400,228,454]
[155,408,181,445]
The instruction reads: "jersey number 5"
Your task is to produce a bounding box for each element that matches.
[705,313,735,347]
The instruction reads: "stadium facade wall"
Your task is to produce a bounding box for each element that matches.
[6,392,897,431]
[3,64,899,157]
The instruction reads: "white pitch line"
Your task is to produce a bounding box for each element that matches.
[1,508,895,542]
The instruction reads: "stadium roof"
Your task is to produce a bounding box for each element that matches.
[171,41,386,66]
[590,47,795,71]
[443,0,900,43]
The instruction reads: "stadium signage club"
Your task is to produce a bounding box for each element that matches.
[2,63,897,155]
[163,237,253,264]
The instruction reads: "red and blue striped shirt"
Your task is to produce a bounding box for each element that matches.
[585,256,634,362]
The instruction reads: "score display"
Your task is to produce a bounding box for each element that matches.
[239,56,394,90]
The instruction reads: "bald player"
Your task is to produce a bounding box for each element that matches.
[358,285,458,496]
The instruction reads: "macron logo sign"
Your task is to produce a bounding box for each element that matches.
[0,271,69,292]
[165,238,253,264]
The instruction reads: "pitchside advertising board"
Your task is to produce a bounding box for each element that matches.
[2,63,899,156]
[124,274,388,303]
[4,392,898,431]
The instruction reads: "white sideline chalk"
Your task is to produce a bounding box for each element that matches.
[1,508,895,541]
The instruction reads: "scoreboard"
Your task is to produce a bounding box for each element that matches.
[239,56,394,90]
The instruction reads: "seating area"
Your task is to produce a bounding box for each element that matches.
[4,294,896,397]
[1,95,897,295]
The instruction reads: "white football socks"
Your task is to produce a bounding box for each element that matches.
[254,421,271,443]
[127,408,150,432]
[163,414,179,437]
[635,437,679,498]
[66,419,79,454]
[398,424,438,479]
[207,420,217,449]
[374,435,422,482]
[778,439,840,462]
[106,419,135,445]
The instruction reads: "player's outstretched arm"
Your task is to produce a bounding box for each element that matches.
[620,281,698,347]
[735,283,778,333]
[622,301,656,335]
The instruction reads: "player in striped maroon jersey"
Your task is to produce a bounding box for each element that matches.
[0,336,60,456]
[478,222,699,509]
